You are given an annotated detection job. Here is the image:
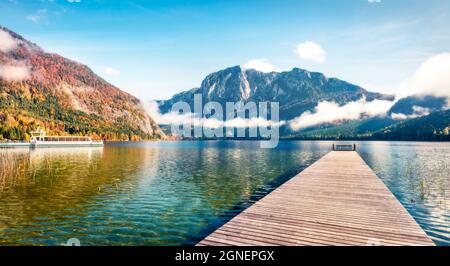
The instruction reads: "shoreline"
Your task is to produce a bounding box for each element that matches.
[2,138,450,146]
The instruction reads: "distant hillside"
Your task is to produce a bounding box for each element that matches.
[158,65,450,141]
[389,95,448,117]
[287,110,450,141]
[373,109,450,141]
[159,66,394,121]
[0,26,164,141]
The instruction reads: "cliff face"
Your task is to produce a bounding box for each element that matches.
[0,27,164,140]
[159,65,393,121]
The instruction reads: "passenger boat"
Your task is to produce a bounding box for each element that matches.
[30,130,104,147]
[0,142,32,148]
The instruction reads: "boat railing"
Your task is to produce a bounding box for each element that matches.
[34,136,93,142]
[0,140,29,143]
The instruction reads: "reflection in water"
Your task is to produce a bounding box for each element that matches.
[0,141,328,246]
[0,146,151,245]
[358,142,449,246]
[0,141,448,246]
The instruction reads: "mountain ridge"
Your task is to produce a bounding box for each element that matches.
[159,65,394,121]
[158,65,449,141]
[0,26,164,141]
[388,95,448,118]
[374,109,450,141]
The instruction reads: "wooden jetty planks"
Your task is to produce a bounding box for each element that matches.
[198,151,434,246]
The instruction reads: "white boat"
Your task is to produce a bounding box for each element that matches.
[30,130,104,147]
[0,142,32,148]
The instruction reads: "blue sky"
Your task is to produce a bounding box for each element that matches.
[1,0,449,100]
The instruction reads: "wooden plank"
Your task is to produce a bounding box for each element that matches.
[198,151,434,246]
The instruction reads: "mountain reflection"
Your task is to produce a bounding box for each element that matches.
[0,146,155,245]
[0,141,448,246]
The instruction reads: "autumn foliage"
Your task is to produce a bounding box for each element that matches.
[0,27,164,141]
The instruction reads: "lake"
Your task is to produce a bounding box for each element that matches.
[0,141,448,246]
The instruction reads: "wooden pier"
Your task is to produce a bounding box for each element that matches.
[198,151,434,246]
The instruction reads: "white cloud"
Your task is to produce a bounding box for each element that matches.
[368,0,381,3]
[0,30,30,81]
[143,101,285,129]
[0,65,30,81]
[289,97,394,130]
[242,59,276,73]
[295,41,326,63]
[399,53,450,99]
[144,95,397,133]
[0,29,17,52]
[26,9,47,23]
[144,101,189,125]
[391,105,432,120]
[390,113,408,120]
[102,67,120,76]
[67,0,81,3]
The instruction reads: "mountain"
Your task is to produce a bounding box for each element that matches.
[158,65,450,141]
[293,95,449,139]
[388,95,448,118]
[289,108,450,141]
[373,109,450,141]
[0,26,164,141]
[159,66,394,121]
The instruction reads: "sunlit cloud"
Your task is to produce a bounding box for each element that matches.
[0,29,31,81]
[145,97,396,132]
[242,59,276,73]
[391,105,431,120]
[289,97,394,130]
[398,53,450,99]
[0,29,17,52]
[143,101,285,128]
[0,64,30,81]
[295,41,326,63]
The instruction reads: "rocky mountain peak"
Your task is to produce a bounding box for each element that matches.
[158,66,394,121]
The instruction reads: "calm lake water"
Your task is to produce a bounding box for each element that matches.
[0,141,448,246]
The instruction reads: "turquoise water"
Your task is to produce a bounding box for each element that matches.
[357,142,449,246]
[0,141,448,246]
